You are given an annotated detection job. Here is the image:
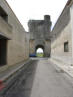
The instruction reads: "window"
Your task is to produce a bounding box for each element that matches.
[0,6,8,22]
[64,42,69,52]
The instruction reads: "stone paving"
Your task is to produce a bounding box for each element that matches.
[2,58,73,97]
[30,59,73,97]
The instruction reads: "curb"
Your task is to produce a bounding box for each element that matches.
[3,59,31,81]
[49,58,73,78]
[0,59,31,93]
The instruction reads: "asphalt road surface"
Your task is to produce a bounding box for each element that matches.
[3,58,73,97]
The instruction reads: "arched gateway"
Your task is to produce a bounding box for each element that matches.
[28,15,52,57]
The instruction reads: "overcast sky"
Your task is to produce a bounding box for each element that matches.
[6,0,68,32]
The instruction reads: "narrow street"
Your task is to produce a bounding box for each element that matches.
[4,58,73,97]
[0,0,73,97]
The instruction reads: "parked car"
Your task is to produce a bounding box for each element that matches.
[29,54,36,57]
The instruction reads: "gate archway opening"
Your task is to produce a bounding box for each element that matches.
[35,45,44,57]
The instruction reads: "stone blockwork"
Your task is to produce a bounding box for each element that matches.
[0,0,29,66]
[51,0,73,65]
[28,15,51,57]
[25,32,30,58]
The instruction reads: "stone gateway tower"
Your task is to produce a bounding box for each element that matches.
[28,15,52,57]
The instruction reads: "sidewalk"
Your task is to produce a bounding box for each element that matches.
[0,59,30,81]
[49,58,73,78]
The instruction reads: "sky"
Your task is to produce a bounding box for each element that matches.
[6,0,68,32]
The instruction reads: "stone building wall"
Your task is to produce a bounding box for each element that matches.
[70,3,73,58]
[0,0,29,66]
[25,32,30,58]
[29,39,35,55]
[51,1,73,65]
[28,15,51,57]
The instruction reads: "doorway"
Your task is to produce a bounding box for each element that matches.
[0,39,7,66]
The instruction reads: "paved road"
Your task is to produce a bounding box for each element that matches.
[3,59,73,97]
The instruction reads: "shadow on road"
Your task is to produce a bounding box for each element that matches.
[4,60,38,97]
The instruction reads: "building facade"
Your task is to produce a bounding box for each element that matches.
[0,0,29,66]
[51,0,73,65]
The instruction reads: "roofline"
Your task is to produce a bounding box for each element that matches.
[66,0,73,7]
[52,0,72,32]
